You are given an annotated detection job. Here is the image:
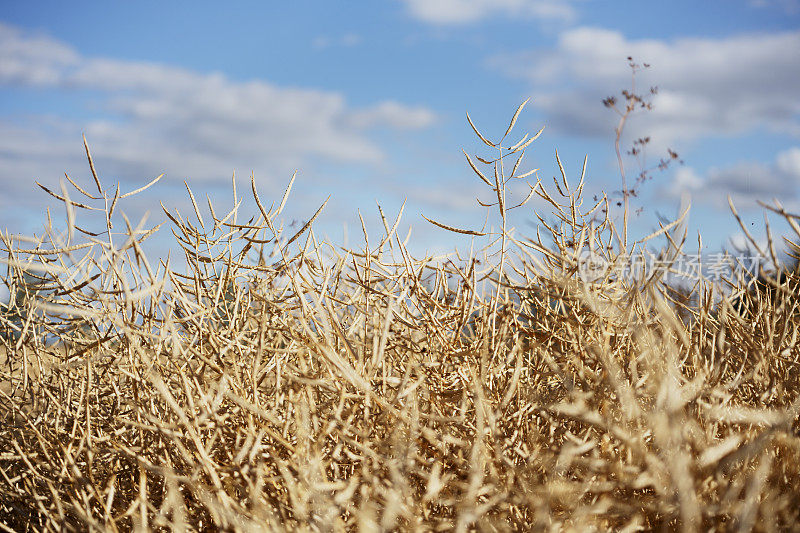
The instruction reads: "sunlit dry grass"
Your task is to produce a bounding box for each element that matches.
[1,105,799,532]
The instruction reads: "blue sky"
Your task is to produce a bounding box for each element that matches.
[1,0,799,265]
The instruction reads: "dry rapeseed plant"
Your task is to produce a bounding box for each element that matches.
[0,103,799,532]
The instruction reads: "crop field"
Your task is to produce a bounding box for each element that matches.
[1,103,799,532]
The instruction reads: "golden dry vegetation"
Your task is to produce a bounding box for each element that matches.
[1,103,799,532]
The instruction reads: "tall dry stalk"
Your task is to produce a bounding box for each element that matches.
[0,99,798,532]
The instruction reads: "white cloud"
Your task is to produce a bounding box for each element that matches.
[748,0,800,13]
[346,101,436,130]
[0,23,78,86]
[312,33,362,50]
[401,0,576,25]
[493,27,800,149]
[341,33,362,47]
[673,167,703,190]
[0,22,435,192]
[777,146,800,176]
[668,147,800,210]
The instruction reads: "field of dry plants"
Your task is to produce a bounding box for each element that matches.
[1,100,799,532]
